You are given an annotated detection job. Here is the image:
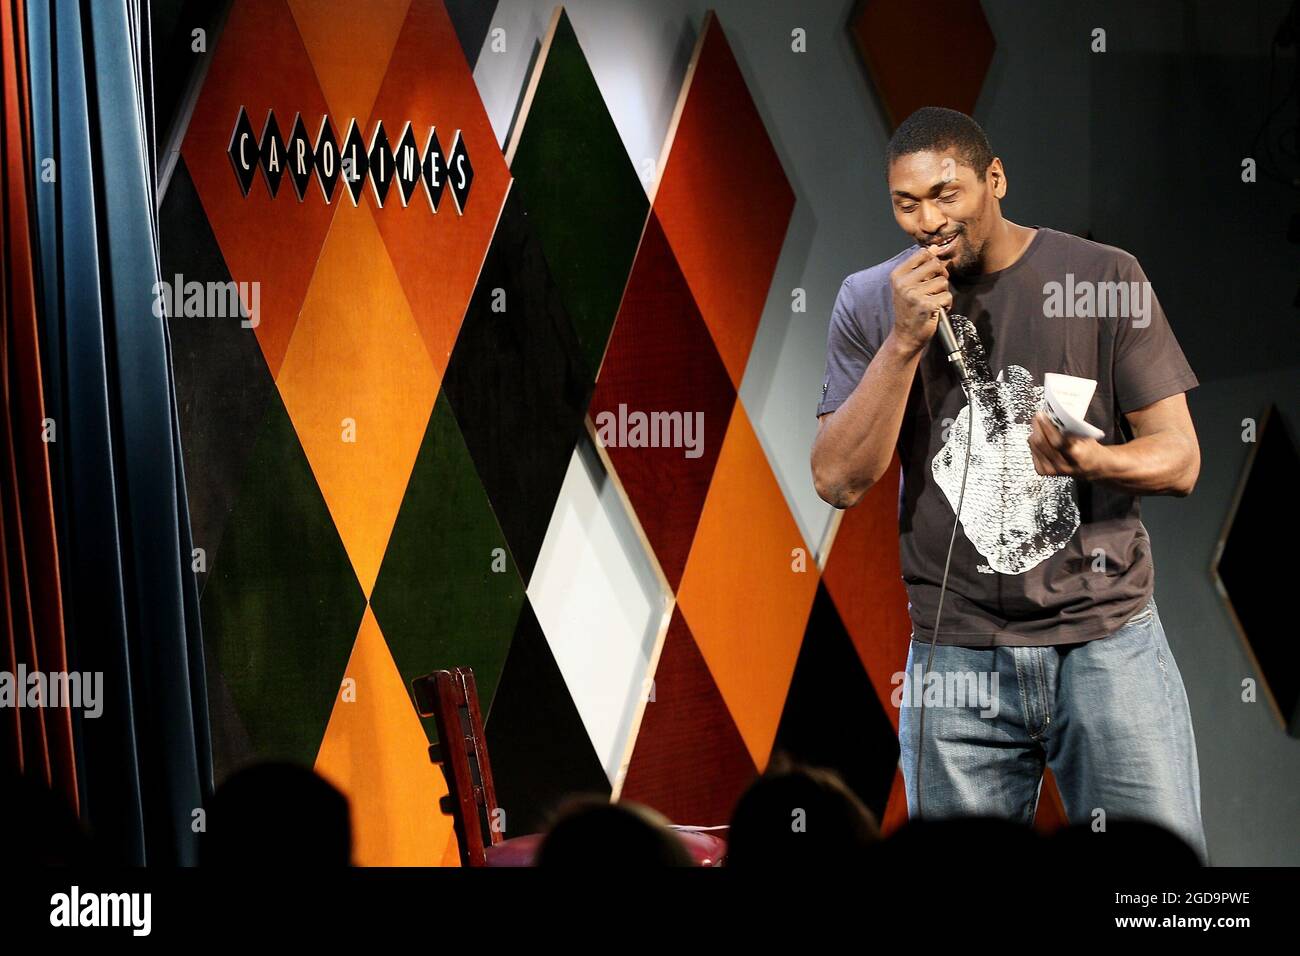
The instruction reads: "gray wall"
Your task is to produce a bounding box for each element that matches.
[471,0,1300,865]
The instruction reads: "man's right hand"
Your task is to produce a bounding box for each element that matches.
[889,246,952,354]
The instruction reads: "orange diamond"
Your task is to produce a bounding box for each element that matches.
[314,607,454,865]
[287,0,413,127]
[676,403,820,767]
[275,203,438,596]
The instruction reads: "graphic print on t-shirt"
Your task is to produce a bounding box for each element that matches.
[931,316,1080,574]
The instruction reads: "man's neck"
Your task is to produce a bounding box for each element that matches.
[978,219,1036,274]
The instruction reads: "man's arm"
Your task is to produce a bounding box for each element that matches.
[1027,392,1200,496]
[812,248,951,509]
[812,329,926,509]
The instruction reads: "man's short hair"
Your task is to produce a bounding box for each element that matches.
[887,107,994,180]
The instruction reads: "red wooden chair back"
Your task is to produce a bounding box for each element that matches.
[411,667,501,867]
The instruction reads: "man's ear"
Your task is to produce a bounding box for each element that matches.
[988,158,1007,199]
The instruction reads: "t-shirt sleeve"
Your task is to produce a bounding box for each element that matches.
[817,278,878,417]
[1112,257,1199,414]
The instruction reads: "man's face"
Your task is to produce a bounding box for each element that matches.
[887,148,1000,277]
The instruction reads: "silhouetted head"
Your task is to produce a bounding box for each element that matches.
[537,796,694,866]
[724,760,880,868]
[202,762,352,866]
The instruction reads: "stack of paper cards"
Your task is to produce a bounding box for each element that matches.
[1042,372,1105,440]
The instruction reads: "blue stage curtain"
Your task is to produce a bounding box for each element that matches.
[23,0,212,865]
[2,0,78,812]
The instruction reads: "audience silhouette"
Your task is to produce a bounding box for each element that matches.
[10,758,1202,868]
[537,795,694,866]
[202,762,352,866]
[724,755,880,868]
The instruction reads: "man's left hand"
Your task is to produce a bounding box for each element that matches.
[1028,411,1106,480]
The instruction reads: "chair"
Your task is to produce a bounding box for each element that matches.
[411,667,726,866]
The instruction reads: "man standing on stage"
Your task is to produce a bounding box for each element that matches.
[810,107,1208,862]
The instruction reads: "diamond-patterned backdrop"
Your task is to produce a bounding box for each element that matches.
[162,0,1062,865]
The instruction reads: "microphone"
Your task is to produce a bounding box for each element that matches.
[934,306,971,388]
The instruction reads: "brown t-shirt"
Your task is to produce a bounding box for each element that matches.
[817,227,1199,646]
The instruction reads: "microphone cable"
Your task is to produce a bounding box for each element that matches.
[914,311,975,820]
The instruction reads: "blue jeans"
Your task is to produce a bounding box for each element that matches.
[898,596,1208,863]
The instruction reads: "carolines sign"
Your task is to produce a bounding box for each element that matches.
[227,106,473,214]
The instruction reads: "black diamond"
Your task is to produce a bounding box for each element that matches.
[439,190,594,583]
[447,129,473,215]
[770,584,901,822]
[1216,404,1300,737]
[314,115,340,203]
[227,106,258,197]
[257,109,286,197]
[341,119,370,206]
[367,120,395,207]
[393,122,422,207]
[285,112,314,201]
[421,127,446,213]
